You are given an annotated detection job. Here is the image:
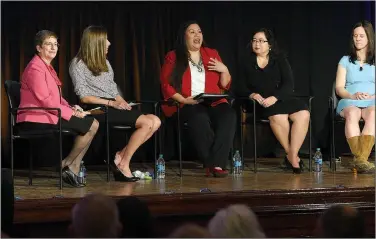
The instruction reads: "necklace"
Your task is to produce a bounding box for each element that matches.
[188,56,204,72]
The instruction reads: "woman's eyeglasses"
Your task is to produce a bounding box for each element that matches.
[43,42,60,48]
[252,39,268,44]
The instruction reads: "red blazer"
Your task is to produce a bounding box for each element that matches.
[160,47,231,117]
[17,55,73,124]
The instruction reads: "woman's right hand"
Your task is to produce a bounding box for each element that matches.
[183,96,199,105]
[73,110,88,118]
[250,93,265,105]
[109,100,128,110]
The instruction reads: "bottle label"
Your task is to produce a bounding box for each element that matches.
[234,161,242,167]
[157,164,165,172]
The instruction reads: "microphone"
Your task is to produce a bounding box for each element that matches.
[360,66,363,71]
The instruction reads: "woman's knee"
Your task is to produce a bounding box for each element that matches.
[344,108,362,122]
[90,119,99,133]
[148,114,161,130]
[136,115,153,130]
[363,107,375,122]
[269,114,288,124]
[298,110,310,122]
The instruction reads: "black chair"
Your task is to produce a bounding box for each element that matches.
[237,95,313,172]
[4,80,76,189]
[329,82,366,172]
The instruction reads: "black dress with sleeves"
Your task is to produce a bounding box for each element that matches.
[238,52,308,118]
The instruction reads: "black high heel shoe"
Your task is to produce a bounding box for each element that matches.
[284,156,302,174]
[105,159,140,182]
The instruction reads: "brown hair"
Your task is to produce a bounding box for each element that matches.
[349,20,375,65]
[34,30,58,51]
[76,25,108,76]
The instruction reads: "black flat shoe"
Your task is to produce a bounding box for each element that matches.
[62,168,85,188]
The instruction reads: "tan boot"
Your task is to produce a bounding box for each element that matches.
[346,136,361,171]
[354,135,375,174]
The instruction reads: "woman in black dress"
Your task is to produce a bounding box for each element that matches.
[238,28,310,173]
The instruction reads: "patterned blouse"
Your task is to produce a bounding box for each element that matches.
[69,57,119,99]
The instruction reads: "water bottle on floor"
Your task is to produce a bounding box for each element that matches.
[156,154,165,179]
[233,150,242,175]
[313,148,323,173]
[79,161,87,184]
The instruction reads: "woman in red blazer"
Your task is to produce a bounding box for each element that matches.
[160,21,236,177]
[17,30,99,187]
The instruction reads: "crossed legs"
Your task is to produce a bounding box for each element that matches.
[115,114,161,177]
[268,110,310,168]
[62,119,100,175]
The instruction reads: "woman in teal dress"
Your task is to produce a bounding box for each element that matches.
[335,20,375,173]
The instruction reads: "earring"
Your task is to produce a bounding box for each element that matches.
[269,48,271,51]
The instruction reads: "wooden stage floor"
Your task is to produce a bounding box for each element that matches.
[12,156,375,237]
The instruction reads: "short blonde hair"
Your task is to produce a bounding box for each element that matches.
[208,204,266,238]
[76,25,108,76]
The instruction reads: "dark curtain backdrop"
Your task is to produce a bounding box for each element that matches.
[1,1,375,166]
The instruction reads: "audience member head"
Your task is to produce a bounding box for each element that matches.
[208,204,265,238]
[170,20,206,92]
[116,196,154,238]
[69,193,121,238]
[169,223,211,238]
[76,25,110,76]
[317,204,366,238]
[349,20,375,65]
[34,30,59,64]
[250,28,280,58]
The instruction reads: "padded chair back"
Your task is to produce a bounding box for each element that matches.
[4,80,21,127]
[332,81,341,110]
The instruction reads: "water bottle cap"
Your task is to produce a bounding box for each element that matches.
[316,148,320,150]
[235,150,239,153]
[159,154,163,157]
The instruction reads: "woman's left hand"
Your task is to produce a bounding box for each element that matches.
[208,58,229,73]
[262,96,278,108]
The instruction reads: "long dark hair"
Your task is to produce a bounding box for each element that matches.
[349,20,375,65]
[249,28,282,59]
[170,20,206,92]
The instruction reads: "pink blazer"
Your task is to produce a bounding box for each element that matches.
[17,55,73,124]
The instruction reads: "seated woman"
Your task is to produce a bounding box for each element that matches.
[335,20,375,173]
[69,26,161,182]
[237,28,310,174]
[160,20,236,177]
[17,30,99,187]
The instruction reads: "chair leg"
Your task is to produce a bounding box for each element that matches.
[177,108,182,177]
[58,133,63,190]
[10,138,14,182]
[239,106,245,172]
[105,115,110,182]
[29,143,33,186]
[253,105,257,173]
[331,111,336,172]
[309,116,312,172]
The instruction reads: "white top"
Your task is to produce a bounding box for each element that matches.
[189,61,205,96]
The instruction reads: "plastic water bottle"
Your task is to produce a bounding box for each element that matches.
[78,161,87,184]
[233,150,242,175]
[313,148,323,172]
[156,154,165,179]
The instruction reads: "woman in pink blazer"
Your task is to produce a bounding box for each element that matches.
[17,30,99,187]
